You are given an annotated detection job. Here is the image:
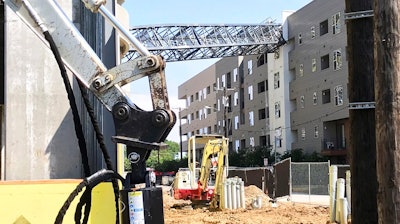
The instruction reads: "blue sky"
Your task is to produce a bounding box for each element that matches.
[121,0,312,142]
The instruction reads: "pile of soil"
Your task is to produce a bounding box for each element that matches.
[162,185,330,224]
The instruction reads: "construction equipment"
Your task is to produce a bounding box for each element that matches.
[5,0,175,223]
[172,134,229,209]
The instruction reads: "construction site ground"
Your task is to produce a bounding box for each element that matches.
[162,185,331,224]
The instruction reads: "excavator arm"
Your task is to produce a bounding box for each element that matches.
[5,1,174,223]
[198,137,229,209]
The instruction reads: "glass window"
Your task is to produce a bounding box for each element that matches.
[334,85,344,106]
[233,68,238,82]
[258,81,266,93]
[300,95,305,108]
[314,125,319,138]
[248,85,253,100]
[312,58,317,72]
[274,102,281,118]
[321,54,329,70]
[313,92,318,105]
[234,92,239,106]
[234,116,239,130]
[298,33,303,45]
[248,60,253,75]
[333,49,342,70]
[299,64,304,77]
[311,26,316,39]
[250,137,255,147]
[301,127,306,140]
[322,89,331,104]
[249,111,254,126]
[274,72,280,89]
[332,12,341,34]
[320,19,328,36]
[258,108,266,120]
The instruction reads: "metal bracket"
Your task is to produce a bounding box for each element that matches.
[349,102,375,109]
[344,10,373,20]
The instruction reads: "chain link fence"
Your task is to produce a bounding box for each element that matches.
[291,162,330,195]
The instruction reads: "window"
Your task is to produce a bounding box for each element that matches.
[259,135,270,146]
[248,60,253,75]
[334,85,344,106]
[298,33,303,45]
[257,54,265,66]
[320,19,328,36]
[314,125,319,138]
[248,85,253,100]
[226,72,232,88]
[240,139,246,149]
[195,92,199,100]
[250,137,255,147]
[266,106,269,118]
[190,95,194,103]
[333,49,342,70]
[332,12,341,34]
[313,92,318,105]
[249,111,254,126]
[187,96,191,107]
[274,102,281,118]
[235,140,240,152]
[311,26,316,39]
[234,92,239,106]
[234,116,239,130]
[299,64,304,77]
[321,54,329,70]
[207,86,211,94]
[322,89,331,104]
[258,81,266,93]
[221,74,226,87]
[275,127,282,148]
[258,108,266,120]
[312,58,317,72]
[301,127,306,140]
[300,95,305,108]
[274,72,280,89]
[233,68,238,82]
[187,114,191,124]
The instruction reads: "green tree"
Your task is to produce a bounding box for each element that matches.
[125,140,181,171]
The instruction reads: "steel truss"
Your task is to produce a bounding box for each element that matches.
[125,22,285,62]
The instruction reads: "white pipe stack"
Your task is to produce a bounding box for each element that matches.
[223,177,246,209]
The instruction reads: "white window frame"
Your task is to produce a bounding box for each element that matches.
[332,12,341,34]
[234,116,239,130]
[274,72,280,89]
[311,26,316,39]
[247,60,253,75]
[300,95,305,108]
[312,58,317,72]
[248,85,253,100]
[333,49,342,71]
[233,68,238,82]
[274,102,281,118]
[299,64,304,77]
[234,92,239,106]
[313,92,318,105]
[249,111,254,126]
[334,85,344,106]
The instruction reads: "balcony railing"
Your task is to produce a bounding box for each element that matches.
[321,139,347,156]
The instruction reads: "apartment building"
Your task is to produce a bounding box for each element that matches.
[178,0,349,163]
[287,0,349,163]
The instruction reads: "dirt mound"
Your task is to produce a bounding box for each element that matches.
[162,185,330,224]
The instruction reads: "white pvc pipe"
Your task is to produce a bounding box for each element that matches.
[223,181,228,209]
[346,170,351,215]
[335,178,345,222]
[227,179,232,209]
[339,198,348,224]
[231,181,237,209]
[240,180,246,209]
[329,165,338,223]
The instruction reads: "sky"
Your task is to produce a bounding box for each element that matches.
[121,0,312,143]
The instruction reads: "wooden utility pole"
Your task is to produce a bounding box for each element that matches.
[374,1,400,223]
[345,0,378,223]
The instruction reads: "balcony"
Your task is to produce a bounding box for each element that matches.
[321,139,347,156]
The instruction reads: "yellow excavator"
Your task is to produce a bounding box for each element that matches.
[172,134,229,209]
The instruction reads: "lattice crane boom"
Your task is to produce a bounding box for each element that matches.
[125,22,285,62]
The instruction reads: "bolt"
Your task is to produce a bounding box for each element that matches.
[93,78,102,89]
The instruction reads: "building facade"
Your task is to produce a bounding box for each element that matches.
[287,0,349,163]
[178,0,349,163]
